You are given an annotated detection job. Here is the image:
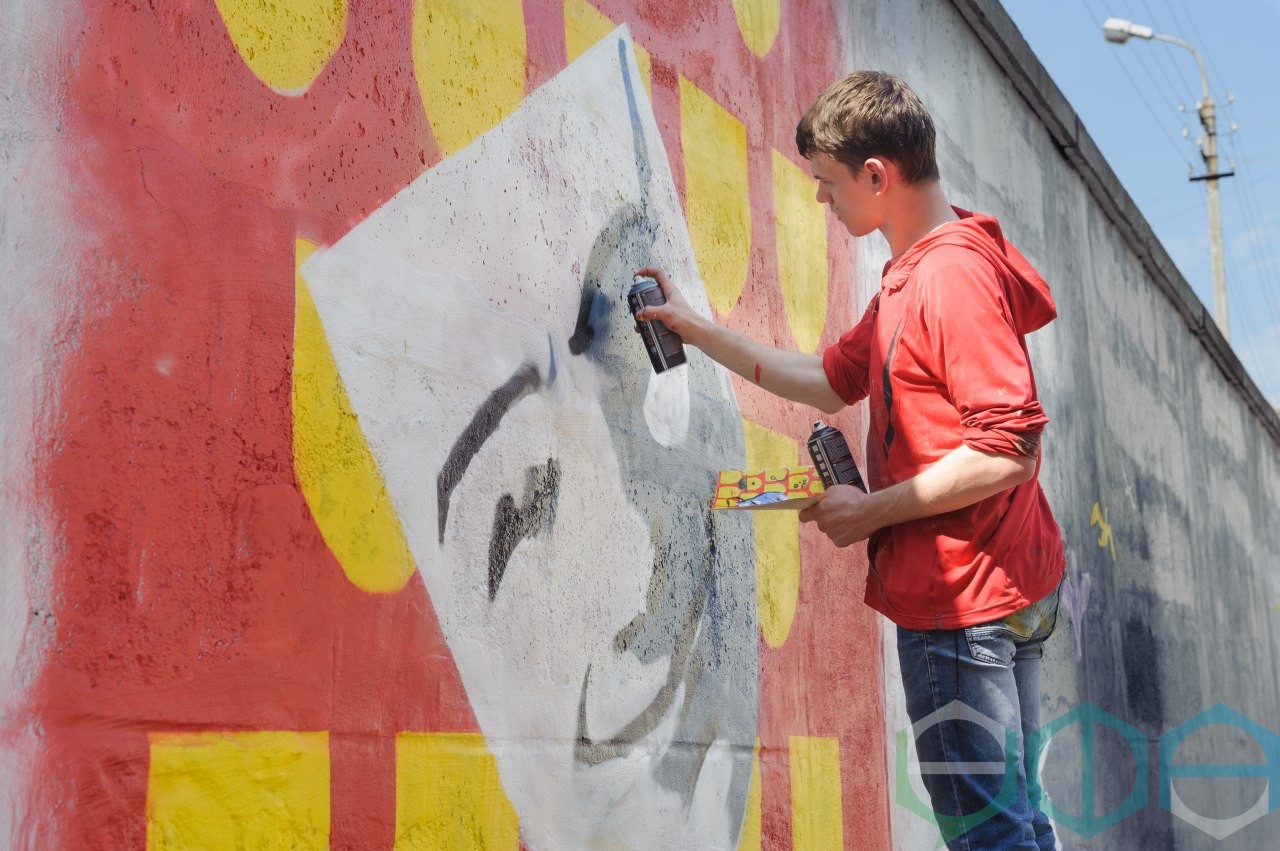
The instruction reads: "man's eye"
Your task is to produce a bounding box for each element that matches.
[487,458,560,600]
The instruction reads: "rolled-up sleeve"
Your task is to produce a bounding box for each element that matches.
[918,250,1047,458]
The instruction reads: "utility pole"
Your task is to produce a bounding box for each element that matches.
[1104,18,1235,340]
[1188,73,1234,340]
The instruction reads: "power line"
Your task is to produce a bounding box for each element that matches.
[1076,0,1195,164]
[1216,122,1280,396]
[1222,245,1280,396]
[1167,0,1232,97]
[1055,1,1278,401]
[1138,0,1200,100]
[1145,198,1210,227]
[1125,42,1190,118]
[1226,137,1280,324]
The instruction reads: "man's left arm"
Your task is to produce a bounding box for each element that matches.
[799,444,1035,548]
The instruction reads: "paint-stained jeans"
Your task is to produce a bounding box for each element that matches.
[897,585,1061,851]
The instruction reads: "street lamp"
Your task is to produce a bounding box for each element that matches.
[1103,17,1234,340]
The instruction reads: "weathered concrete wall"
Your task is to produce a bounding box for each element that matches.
[838,1,1280,848]
[1,1,889,849]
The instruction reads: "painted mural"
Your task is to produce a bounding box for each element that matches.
[300,37,760,847]
[4,0,888,848]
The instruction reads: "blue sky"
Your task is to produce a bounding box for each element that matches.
[1001,0,1280,407]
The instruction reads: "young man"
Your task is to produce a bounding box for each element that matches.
[637,71,1064,850]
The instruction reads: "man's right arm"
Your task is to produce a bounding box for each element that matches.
[634,266,846,414]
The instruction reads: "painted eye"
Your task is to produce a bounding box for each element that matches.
[436,363,542,545]
[487,458,559,600]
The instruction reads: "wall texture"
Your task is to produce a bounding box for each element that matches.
[839,2,1280,848]
[3,1,1278,850]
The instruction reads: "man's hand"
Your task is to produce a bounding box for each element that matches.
[630,266,847,412]
[799,485,886,548]
[633,266,708,346]
[799,444,1037,548]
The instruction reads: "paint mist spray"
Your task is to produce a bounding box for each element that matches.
[807,421,866,491]
[627,275,686,373]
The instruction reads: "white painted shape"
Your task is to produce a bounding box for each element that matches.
[303,28,744,850]
[642,367,690,447]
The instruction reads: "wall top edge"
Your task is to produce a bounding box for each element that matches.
[947,0,1280,446]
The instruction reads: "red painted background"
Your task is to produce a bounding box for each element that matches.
[22,0,889,846]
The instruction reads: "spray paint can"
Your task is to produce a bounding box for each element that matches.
[627,275,687,373]
[807,421,866,491]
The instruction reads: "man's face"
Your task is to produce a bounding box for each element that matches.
[810,151,880,236]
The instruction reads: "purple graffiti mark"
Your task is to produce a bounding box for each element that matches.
[1060,549,1092,661]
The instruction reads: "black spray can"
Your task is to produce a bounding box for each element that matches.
[627,275,687,373]
[807,421,866,491]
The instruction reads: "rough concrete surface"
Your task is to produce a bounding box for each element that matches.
[849,1,1280,847]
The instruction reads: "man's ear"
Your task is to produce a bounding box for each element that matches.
[864,157,889,190]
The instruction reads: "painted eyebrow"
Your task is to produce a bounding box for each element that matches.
[436,363,542,543]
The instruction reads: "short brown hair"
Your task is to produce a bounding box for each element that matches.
[795,71,940,184]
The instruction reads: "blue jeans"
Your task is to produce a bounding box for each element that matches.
[897,585,1060,850]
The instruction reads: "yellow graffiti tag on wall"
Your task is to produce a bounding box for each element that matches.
[1090,500,1116,560]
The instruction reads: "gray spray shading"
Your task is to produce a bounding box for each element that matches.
[566,37,758,834]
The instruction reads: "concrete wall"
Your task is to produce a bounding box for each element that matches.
[3,0,1278,849]
[840,1,1280,848]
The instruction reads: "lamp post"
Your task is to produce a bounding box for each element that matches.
[1103,17,1234,340]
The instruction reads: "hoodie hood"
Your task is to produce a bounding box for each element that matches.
[882,207,1057,334]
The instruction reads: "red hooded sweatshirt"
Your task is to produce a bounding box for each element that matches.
[822,208,1065,630]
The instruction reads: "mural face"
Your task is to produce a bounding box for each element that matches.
[301,35,756,847]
